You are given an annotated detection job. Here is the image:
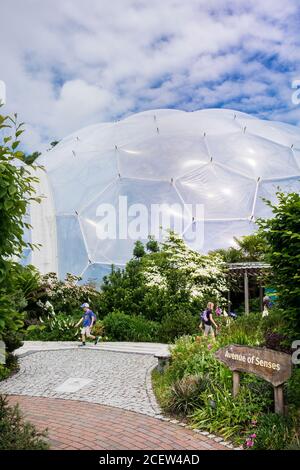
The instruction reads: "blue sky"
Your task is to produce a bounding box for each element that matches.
[0,0,300,151]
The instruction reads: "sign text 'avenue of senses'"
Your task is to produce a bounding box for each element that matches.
[215,344,292,387]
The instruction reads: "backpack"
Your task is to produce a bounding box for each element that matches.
[200,309,209,323]
[89,311,97,327]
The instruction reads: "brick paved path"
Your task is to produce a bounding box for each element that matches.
[0,349,160,416]
[7,396,227,450]
[1,344,232,450]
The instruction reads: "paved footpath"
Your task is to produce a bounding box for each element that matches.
[1,342,230,450]
[7,396,228,450]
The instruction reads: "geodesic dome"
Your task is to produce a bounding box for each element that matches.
[27,108,300,284]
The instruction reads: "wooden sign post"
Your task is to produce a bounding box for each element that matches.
[215,345,292,415]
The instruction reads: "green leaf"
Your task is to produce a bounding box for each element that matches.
[12,141,20,150]
[4,199,13,210]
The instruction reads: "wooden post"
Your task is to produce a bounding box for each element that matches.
[274,385,284,415]
[233,371,240,397]
[244,270,249,315]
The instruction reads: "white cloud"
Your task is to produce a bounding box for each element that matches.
[0,0,300,151]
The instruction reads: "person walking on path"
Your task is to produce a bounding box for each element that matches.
[76,303,99,346]
[201,302,219,341]
[262,295,271,317]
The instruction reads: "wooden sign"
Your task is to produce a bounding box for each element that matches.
[215,344,292,415]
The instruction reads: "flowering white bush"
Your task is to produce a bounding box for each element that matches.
[143,232,228,305]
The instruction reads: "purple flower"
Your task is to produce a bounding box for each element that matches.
[207,343,212,350]
[246,440,254,447]
[251,434,256,439]
[251,420,257,426]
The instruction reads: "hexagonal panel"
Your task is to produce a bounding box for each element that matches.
[80,178,190,265]
[56,215,89,279]
[254,177,300,219]
[184,219,257,253]
[79,263,124,288]
[176,162,256,219]
[207,132,298,179]
[118,133,209,180]
[151,109,244,136]
[235,118,300,148]
[48,150,118,214]
[113,110,163,147]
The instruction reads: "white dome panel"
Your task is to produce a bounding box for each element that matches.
[207,132,298,179]
[48,150,118,214]
[56,215,89,279]
[118,134,209,180]
[184,219,257,253]
[79,263,124,288]
[28,108,300,281]
[254,177,300,218]
[80,178,188,265]
[176,162,256,219]
[236,118,300,148]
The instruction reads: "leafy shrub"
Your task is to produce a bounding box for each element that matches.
[191,384,271,443]
[0,113,38,349]
[25,314,80,341]
[167,375,209,415]
[153,335,283,447]
[103,310,160,342]
[0,365,11,382]
[2,330,23,353]
[218,327,261,347]
[0,395,48,450]
[218,313,263,346]
[241,375,273,406]
[258,191,300,340]
[252,413,295,450]
[0,354,19,382]
[0,113,39,283]
[159,310,198,343]
[168,336,231,386]
[91,320,106,338]
[22,272,103,321]
[287,368,300,408]
[264,331,290,353]
[14,265,41,302]
[0,291,24,346]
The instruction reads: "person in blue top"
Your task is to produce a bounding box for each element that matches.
[75,303,99,346]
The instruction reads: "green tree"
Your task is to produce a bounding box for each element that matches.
[258,191,300,338]
[146,235,160,253]
[210,233,266,263]
[100,232,228,323]
[133,240,145,259]
[0,109,40,343]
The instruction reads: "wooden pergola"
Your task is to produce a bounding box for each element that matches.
[227,262,271,315]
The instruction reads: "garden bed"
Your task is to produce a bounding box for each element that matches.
[151,313,300,450]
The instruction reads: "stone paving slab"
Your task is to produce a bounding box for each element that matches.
[0,349,160,416]
[15,341,170,357]
[7,396,228,450]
